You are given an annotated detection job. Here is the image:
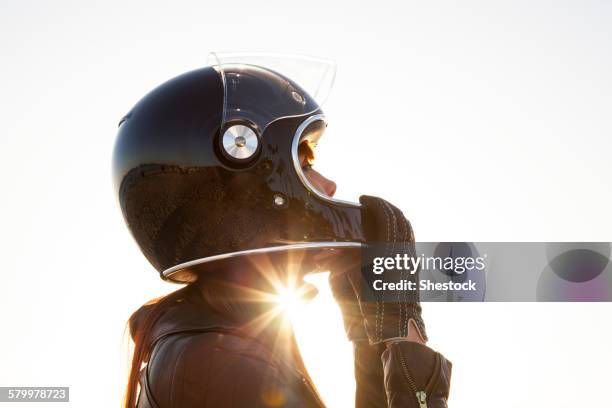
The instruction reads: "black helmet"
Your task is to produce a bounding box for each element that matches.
[112,53,364,282]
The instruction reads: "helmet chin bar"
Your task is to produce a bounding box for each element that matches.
[291,114,362,208]
[162,241,362,282]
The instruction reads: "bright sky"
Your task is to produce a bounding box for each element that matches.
[1,1,611,407]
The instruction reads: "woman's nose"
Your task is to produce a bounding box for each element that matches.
[305,168,337,197]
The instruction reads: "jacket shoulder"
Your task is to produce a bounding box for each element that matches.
[139,331,319,408]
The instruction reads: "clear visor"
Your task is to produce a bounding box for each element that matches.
[208,52,336,133]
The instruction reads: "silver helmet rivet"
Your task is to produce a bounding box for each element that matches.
[273,194,286,207]
[222,125,258,160]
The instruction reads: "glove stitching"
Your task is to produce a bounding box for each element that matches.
[379,200,395,343]
[400,214,411,337]
[381,200,401,341]
[387,201,403,339]
[402,215,420,338]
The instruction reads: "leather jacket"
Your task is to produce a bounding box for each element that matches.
[131,286,325,408]
[130,285,450,408]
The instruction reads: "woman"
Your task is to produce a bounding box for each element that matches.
[114,56,452,407]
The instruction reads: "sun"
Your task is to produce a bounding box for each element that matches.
[274,285,305,318]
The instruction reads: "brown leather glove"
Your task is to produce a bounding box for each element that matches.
[329,196,454,408]
[356,195,427,344]
[330,195,427,344]
[329,195,429,407]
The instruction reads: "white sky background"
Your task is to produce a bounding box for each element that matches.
[0,1,611,407]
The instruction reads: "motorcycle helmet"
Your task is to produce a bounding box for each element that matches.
[112,53,364,283]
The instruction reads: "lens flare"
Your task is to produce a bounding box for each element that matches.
[274,285,303,316]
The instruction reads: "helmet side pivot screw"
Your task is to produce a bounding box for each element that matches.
[221,124,260,163]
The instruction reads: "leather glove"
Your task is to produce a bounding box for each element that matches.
[345,195,427,345]
[329,196,431,407]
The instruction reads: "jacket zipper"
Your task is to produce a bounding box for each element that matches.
[396,344,441,408]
